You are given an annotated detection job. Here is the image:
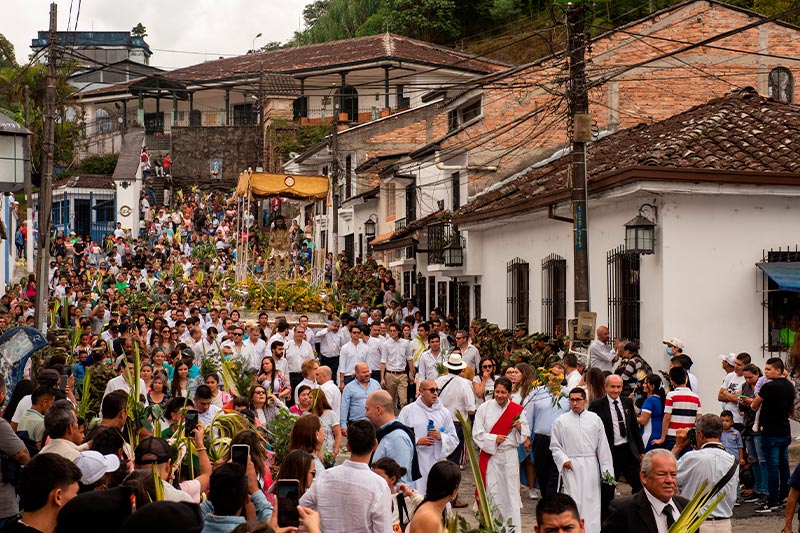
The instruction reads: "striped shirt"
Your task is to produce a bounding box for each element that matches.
[664,387,702,436]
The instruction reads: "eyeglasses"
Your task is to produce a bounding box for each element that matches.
[231,333,243,336]
[253,390,266,395]
[422,388,440,393]
[568,398,586,403]
[481,364,494,369]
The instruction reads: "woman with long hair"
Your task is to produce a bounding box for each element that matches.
[290,385,314,416]
[249,384,285,427]
[226,429,274,497]
[638,374,666,451]
[309,390,341,464]
[147,372,171,408]
[512,363,538,500]
[472,357,497,405]
[406,460,461,533]
[204,372,231,408]
[147,317,165,348]
[170,359,196,399]
[256,356,290,402]
[150,349,171,377]
[276,449,316,495]
[582,367,607,403]
[373,457,424,531]
[289,414,326,475]
[2,379,34,422]
[512,363,536,402]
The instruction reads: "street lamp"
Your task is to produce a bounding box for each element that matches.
[624,203,657,255]
[251,32,262,54]
[0,111,30,193]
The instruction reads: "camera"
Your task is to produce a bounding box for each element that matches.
[686,428,697,448]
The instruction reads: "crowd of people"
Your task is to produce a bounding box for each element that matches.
[0,184,798,533]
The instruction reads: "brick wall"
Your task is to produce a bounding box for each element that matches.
[439,0,800,196]
[171,126,260,190]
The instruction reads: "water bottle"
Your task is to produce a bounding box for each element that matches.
[427,419,435,432]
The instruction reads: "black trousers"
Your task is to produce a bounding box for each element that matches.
[319,354,339,382]
[447,422,465,464]
[288,372,302,407]
[600,443,643,522]
[532,434,559,498]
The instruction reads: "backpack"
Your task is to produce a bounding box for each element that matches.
[0,429,40,486]
[375,421,422,481]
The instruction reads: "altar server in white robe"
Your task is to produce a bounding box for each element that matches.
[398,379,459,492]
[472,377,529,532]
[549,387,614,533]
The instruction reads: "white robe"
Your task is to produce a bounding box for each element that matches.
[472,400,529,532]
[549,409,614,533]
[398,397,459,493]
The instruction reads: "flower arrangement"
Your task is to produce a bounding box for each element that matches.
[533,366,566,407]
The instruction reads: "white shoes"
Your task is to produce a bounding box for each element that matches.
[529,489,539,500]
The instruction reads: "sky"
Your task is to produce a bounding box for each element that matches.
[6,0,309,70]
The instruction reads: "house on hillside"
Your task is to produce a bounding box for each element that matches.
[307,0,800,326]
[34,175,117,243]
[450,87,800,407]
[71,34,510,192]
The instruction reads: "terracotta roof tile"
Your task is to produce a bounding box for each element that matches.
[455,88,800,222]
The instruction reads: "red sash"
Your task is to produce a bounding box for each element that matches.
[478,401,524,489]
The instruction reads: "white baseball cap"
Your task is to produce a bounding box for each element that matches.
[74,450,121,485]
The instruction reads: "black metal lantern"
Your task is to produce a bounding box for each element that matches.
[624,204,657,255]
[364,215,377,250]
[444,236,464,267]
[0,112,30,193]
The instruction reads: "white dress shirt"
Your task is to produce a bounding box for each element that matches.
[589,339,615,372]
[338,342,369,380]
[607,395,628,446]
[315,328,342,358]
[365,336,384,372]
[380,337,411,371]
[285,340,315,373]
[435,374,477,422]
[245,338,268,370]
[643,487,680,533]
[460,343,480,370]
[320,380,342,416]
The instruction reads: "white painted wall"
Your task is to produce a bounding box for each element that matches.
[463,187,800,408]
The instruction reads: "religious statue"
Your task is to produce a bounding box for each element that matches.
[268,215,291,280]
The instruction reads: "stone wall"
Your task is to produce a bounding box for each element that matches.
[170,126,260,190]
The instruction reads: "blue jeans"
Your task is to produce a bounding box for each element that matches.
[745,434,768,494]
[762,434,791,506]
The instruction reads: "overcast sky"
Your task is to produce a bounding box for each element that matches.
[7,0,309,70]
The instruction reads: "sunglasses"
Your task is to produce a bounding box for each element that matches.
[422,387,440,393]
[482,364,494,369]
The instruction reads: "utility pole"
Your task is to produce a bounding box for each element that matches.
[567,2,591,315]
[24,85,33,273]
[35,2,57,332]
[329,94,340,284]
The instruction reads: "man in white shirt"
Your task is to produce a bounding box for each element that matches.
[402,299,420,320]
[380,323,414,413]
[563,353,582,393]
[194,385,222,427]
[300,419,392,533]
[294,359,320,405]
[285,325,315,399]
[435,353,476,472]
[315,318,342,378]
[717,352,748,429]
[418,335,443,382]
[103,358,147,400]
[456,329,480,372]
[267,322,291,353]
[364,323,384,382]
[338,325,368,389]
[245,322,268,371]
[222,325,253,363]
[316,365,341,417]
[589,326,616,372]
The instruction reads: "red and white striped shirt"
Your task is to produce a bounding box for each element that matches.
[664,386,702,436]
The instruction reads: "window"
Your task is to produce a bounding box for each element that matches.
[418,275,427,318]
[451,172,461,210]
[95,201,115,223]
[233,103,258,125]
[438,281,448,311]
[769,67,793,103]
[340,85,358,122]
[403,271,412,300]
[95,108,113,134]
[447,97,482,132]
[52,199,69,226]
[292,96,308,120]
[507,258,530,329]
[345,155,352,198]
[428,277,436,316]
[344,234,354,267]
[396,84,410,110]
[607,246,641,343]
[405,181,416,222]
[455,281,470,329]
[542,254,567,336]
[761,247,800,353]
[474,284,482,320]
[447,110,458,132]
[386,183,396,217]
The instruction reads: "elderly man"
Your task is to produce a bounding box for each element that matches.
[601,449,689,533]
[316,365,341,417]
[589,374,644,521]
[550,387,613,533]
[589,326,615,372]
[366,390,418,486]
[340,363,381,436]
[398,379,458,491]
[670,414,738,533]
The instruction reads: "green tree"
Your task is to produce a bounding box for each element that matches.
[0,34,17,69]
[387,0,460,43]
[131,23,148,37]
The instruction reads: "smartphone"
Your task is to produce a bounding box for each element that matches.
[276,479,301,528]
[231,444,250,467]
[184,409,199,436]
[59,374,69,391]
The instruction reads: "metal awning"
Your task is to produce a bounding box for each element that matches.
[757,262,800,292]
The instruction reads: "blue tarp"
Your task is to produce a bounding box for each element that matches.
[757,262,800,292]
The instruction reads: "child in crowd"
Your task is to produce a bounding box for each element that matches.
[720,410,745,465]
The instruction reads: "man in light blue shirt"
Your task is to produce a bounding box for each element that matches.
[367,390,415,485]
[529,370,570,499]
[341,363,382,433]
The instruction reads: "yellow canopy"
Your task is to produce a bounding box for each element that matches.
[236,171,329,201]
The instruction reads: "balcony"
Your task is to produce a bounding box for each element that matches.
[427,221,464,268]
[395,218,406,231]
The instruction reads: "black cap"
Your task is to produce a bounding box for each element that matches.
[57,486,135,533]
[134,437,171,465]
[119,501,203,533]
[623,341,638,353]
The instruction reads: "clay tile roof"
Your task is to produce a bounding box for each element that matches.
[53,174,115,190]
[454,88,800,223]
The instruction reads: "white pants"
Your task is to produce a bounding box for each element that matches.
[699,518,732,533]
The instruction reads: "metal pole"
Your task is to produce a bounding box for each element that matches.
[330,95,339,284]
[24,85,33,273]
[35,2,57,332]
[567,2,591,315]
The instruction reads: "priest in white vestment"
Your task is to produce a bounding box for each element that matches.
[549,387,614,533]
[472,377,529,532]
[398,379,459,492]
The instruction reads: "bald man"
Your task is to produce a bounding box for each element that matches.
[589,326,616,372]
[588,374,644,522]
[366,390,418,485]
[316,365,341,417]
[340,363,381,436]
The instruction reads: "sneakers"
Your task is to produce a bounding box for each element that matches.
[529,489,539,500]
[754,502,779,513]
[742,494,762,503]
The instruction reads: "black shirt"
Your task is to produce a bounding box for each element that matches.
[4,520,43,533]
[758,377,795,437]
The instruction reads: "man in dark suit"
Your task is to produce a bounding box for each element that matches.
[588,374,645,522]
[601,449,689,533]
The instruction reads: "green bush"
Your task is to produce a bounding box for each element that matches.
[78,154,119,175]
